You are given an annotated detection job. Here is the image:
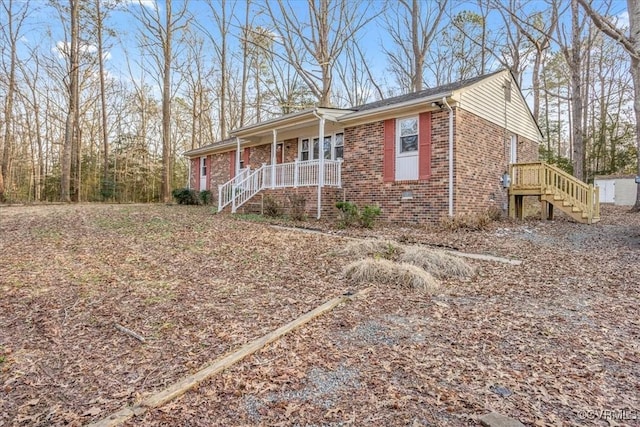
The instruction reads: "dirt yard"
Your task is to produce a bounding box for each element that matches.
[1,204,638,426]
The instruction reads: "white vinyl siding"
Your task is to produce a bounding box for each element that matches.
[456,71,542,143]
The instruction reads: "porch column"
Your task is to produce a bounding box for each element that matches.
[271,129,277,189]
[235,137,241,178]
[317,116,325,219]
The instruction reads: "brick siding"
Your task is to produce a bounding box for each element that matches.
[190,107,539,222]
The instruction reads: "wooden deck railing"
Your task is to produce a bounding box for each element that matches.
[509,162,600,222]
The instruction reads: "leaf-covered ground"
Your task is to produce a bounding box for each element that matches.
[1,204,638,426]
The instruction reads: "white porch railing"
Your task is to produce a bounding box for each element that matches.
[217,167,251,212]
[217,159,342,213]
[263,159,342,189]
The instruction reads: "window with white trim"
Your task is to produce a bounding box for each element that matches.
[334,132,344,159]
[323,136,332,159]
[200,157,207,176]
[299,132,344,161]
[396,117,419,180]
[398,117,418,154]
[301,139,310,161]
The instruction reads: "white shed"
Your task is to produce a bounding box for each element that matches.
[594,175,637,206]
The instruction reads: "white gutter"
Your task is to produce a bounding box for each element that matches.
[443,97,454,217]
[338,92,453,123]
[312,109,325,219]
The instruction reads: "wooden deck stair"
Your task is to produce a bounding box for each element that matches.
[509,162,600,224]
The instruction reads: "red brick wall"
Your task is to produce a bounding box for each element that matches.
[191,112,539,221]
[341,111,451,223]
[341,108,539,223]
[252,187,340,219]
[454,109,538,215]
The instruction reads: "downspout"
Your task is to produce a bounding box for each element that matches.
[443,97,454,217]
[312,109,325,219]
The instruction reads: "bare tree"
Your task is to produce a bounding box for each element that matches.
[265,0,376,107]
[383,0,447,92]
[94,0,111,195]
[498,0,559,119]
[578,0,640,208]
[0,0,30,202]
[135,0,190,202]
[60,0,80,202]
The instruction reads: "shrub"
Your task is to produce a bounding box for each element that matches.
[343,258,439,293]
[336,201,382,228]
[199,190,213,205]
[172,188,201,205]
[358,205,381,228]
[287,194,307,221]
[263,195,283,217]
[336,201,359,228]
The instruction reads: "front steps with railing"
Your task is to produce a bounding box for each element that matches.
[217,159,342,213]
[509,162,600,224]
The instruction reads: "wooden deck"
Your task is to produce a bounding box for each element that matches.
[509,162,600,224]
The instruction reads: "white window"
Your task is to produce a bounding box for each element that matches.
[396,117,419,180]
[323,136,332,159]
[334,132,344,159]
[300,132,345,161]
[398,117,418,155]
[301,139,310,161]
[199,156,207,190]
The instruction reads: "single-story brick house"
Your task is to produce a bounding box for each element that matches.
[184,69,542,223]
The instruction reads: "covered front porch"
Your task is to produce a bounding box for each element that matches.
[217,107,351,216]
[218,158,342,213]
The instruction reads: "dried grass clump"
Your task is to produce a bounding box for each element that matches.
[343,258,439,293]
[337,239,402,260]
[439,213,492,231]
[400,246,475,279]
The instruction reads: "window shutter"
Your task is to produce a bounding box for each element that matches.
[193,158,200,191]
[419,112,432,180]
[243,147,250,167]
[229,151,236,178]
[383,119,395,182]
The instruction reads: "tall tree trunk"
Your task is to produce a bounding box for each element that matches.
[630,1,640,210]
[0,0,24,202]
[411,0,422,91]
[570,0,584,180]
[161,0,172,202]
[61,0,79,202]
[96,0,109,193]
